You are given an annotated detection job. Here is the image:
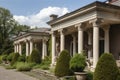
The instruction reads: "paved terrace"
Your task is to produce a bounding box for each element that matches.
[0,66,38,80]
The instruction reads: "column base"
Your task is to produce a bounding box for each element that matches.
[90,66,95,72]
[50,62,56,68]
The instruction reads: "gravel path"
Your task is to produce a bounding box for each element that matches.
[0,66,39,80]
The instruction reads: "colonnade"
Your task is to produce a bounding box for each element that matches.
[14,38,48,59]
[51,19,110,68]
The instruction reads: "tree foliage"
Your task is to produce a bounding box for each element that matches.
[0,7,30,55]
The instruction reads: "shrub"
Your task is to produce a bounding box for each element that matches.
[11,52,20,65]
[70,53,86,72]
[86,72,93,80]
[30,49,41,64]
[7,53,14,62]
[55,50,71,77]
[2,55,8,61]
[0,56,2,64]
[26,56,30,62]
[28,62,36,67]
[33,56,51,69]
[18,54,26,62]
[16,62,32,71]
[94,53,119,80]
[5,65,15,69]
[116,75,120,80]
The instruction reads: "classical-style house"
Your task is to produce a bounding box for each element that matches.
[13,28,50,59]
[47,0,120,68]
[14,0,120,69]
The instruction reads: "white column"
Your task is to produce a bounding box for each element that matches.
[16,44,19,53]
[14,44,16,53]
[60,29,65,51]
[93,22,100,68]
[72,35,76,55]
[103,26,110,53]
[88,31,92,59]
[51,32,56,65]
[30,40,33,55]
[78,25,83,53]
[26,41,29,56]
[19,43,22,55]
[42,39,47,59]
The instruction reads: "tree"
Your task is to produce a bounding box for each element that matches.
[0,7,30,55]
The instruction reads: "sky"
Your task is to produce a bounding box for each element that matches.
[0,0,106,28]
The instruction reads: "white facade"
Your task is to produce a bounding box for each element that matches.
[14,28,50,59]
[47,1,120,68]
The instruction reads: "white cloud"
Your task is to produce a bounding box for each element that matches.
[13,6,69,28]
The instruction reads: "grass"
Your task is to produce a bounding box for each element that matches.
[16,62,32,71]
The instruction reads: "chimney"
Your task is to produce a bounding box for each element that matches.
[50,14,58,20]
[107,0,118,3]
[107,0,120,6]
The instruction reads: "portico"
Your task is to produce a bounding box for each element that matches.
[47,1,120,68]
[14,28,50,59]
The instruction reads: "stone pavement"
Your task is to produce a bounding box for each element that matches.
[0,66,39,80]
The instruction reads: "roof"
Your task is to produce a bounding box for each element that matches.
[14,28,50,41]
[47,1,120,25]
[28,28,50,33]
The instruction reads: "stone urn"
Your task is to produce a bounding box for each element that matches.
[74,72,87,80]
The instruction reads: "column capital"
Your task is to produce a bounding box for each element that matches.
[43,37,49,42]
[102,25,110,31]
[89,18,103,27]
[87,28,93,34]
[58,28,66,35]
[51,31,57,36]
[24,39,28,42]
[72,33,76,38]
[75,23,86,31]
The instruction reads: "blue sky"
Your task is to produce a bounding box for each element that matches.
[0,0,106,28]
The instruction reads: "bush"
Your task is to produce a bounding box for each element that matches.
[16,62,32,71]
[18,54,26,62]
[70,53,86,72]
[28,62,36,67]
[7,53,14,62]
[55,50,71,77]
[33,56,51,70]
[5,65,15,69]
[116,75,120,80]
[0,56,2,64]
[11,52,20,65]
[86,72,93,80]
[94,53,119,80]
[30,49,41,64]
[26,56,30,62]
[2,55,8,61]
